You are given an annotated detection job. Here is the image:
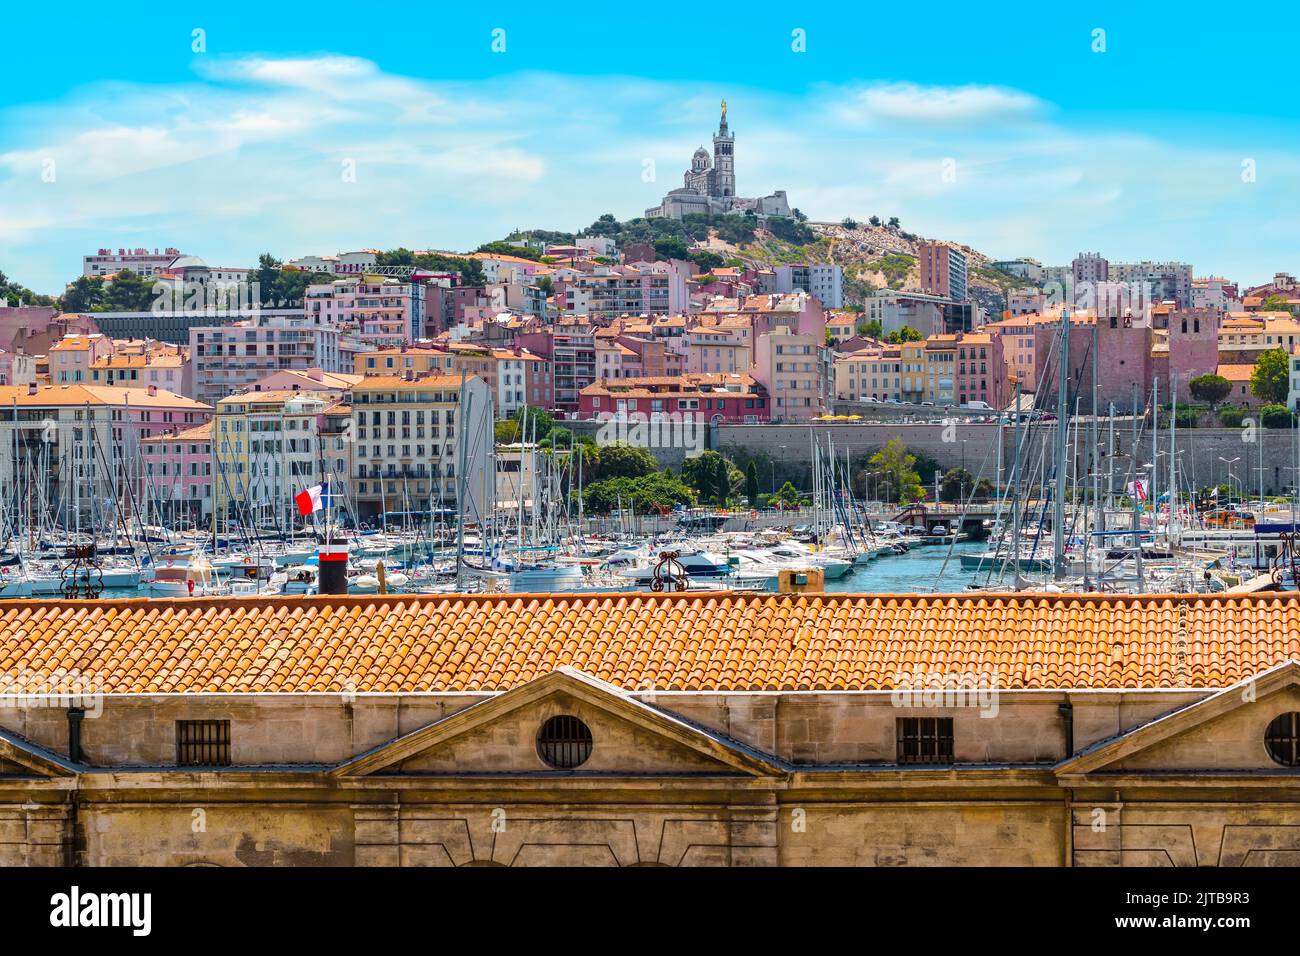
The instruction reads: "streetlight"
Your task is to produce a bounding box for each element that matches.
[1219,456,1240,505]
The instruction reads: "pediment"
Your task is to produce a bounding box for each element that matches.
[333,668,783,778]
[1059,661,1300,776]
[0,725,80,778]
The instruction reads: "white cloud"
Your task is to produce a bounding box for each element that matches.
[0,60,1297,293]
[844,82,1045,125]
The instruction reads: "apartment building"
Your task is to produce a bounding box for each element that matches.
[49,333,114,384]
[357,345,553,417]
[952,332,1006,408]
[774,263,844,308]
[212,391,332,528]
[89,349,191,396]
[0,383,211,527]
[83,246,183,277]
[305,277,427,348]
[918,242,968,301]
[348,374,493,520]
[684,324,752,375]
[834,346,903,402]
[578,373,769,424]
[923,335,958,404]
[863,290,948,337]
[140,421,213,520]
[555,264,688,319]
[189,313,359,407]
[514,329,596,413]
[752,326,828,421]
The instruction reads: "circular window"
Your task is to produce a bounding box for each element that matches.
[537,715,593,769]
[1265,713,1300,766]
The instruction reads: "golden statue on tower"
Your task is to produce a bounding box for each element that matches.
[721,99,727,120]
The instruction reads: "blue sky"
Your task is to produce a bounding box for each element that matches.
[2,1,1298,294]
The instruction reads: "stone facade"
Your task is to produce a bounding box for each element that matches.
[5,665,1300,866]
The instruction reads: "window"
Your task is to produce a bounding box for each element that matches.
[536,715,593,769]
[896,717,954,765]
[1265,713,1300,766]
[176,720,231,766]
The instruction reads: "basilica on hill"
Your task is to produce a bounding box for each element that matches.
[645,102,792,220]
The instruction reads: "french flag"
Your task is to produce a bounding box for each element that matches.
[295,483,329,516]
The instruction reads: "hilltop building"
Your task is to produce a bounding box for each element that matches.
[645,103,792,220]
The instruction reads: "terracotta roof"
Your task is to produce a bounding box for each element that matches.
[141,421,212,442]
[0,384,209,410]
[1,592,1299,694]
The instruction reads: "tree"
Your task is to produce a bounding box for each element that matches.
[886,326,923,344]
[713,456,732,504]
[680,451,741,497]
[1261,293,1296,315]
[745,460,760,505]
[0,270,55,307]
[653,238,690,261]
[857,319,885,339]
[593,443,658,481]
[773,481,801,508]
[842,217,858,230]
[476,240,545,261]
[1250,348,1290,405]
[864,438,923,504]
[939,467,992,502]
[509,406,555,441]
[1189,373,1232,408]
[868,215,881,227]
[1219,406,1245,428]
[98,270,157,312]
[61,275,105,312]
[582,474,696,514]
[494,420,521,444]
[689,250,726,272]
[535,274,554,296]
[887,216,900,229]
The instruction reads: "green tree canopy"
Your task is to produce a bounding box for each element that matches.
[593,443,659,481]
[886,326,924,344]
[1189,373,1232,407]
[862,438,923,504]
[1250,348,1290,405]
[582,474,695,514]
[745,460,760,504]
[680,451,742,498]
[97,270,157,311]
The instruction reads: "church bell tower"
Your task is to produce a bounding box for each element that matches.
[712,100,735,198]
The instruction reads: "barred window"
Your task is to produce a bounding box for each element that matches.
[176,720,231,766]
[896,717,954,765]
[536,715,593,770]
[1265,713,1300,767]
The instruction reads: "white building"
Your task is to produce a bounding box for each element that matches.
[83,247,183,278]
[190,312,362,407]
[775,264,844,309]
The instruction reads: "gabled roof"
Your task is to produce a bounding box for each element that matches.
[2,592,1300,694]
[332,667,784,777]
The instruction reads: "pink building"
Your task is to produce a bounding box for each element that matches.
[49,332,114,384]
[579,373,769,424]
[305,277,427,348]
[1032,312,1155,413]
[141,421,214,520]
[952,332,1007,408]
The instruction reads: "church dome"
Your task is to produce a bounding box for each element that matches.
[692,147,709,170]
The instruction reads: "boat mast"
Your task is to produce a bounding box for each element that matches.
[1053,309,1070,580]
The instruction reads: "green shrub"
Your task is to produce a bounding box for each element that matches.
[1261,404,1295,428]
[1218,406,1245,428]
